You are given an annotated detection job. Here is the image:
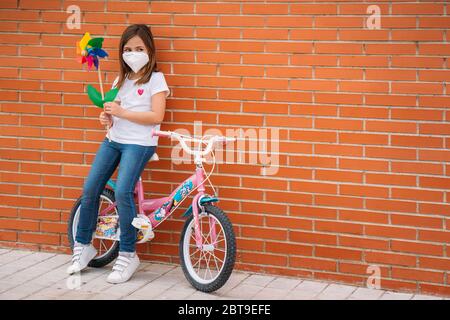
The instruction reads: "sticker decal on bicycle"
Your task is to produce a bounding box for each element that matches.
[153,179,194,221]
[95,216,119,240]
[154,200,170,221]
[173,180,193,206]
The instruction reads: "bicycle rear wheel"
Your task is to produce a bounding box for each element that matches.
[179,204,236,292]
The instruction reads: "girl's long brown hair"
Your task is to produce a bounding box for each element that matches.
[116,24,159,88]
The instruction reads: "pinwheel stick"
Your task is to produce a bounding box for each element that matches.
[97,66,111,142]
[97,65,104,100]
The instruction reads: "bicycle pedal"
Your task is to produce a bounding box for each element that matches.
[133,215,155,243]
[132,216,151,230]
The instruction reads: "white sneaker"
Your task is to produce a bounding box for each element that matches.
[66,242,97,274]
[106,251,140,284]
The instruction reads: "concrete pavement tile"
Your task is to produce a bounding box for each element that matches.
[173,280,197,291]
[100,281,146,298]
[126,269,161,285]
[125,282,169,299]
[242,274,275,287]
[316,283,357,300]
[158,287,197,300]
[30,266,76,286]
[348,287,385,300]
[380,291,413,300]
[3,254,73,288]
[251,287,289,300]
[187,291,220,300]
[28,284,70,298]
[0,292,25,300]
[215,272,249,296]
[165,266,186,279]
[222,283,263,299]
[3,282,46,299]
[82,263,148,291]
[0,272,10,279]
[55,290,98,300]
[0,279,18,293]
[152,274,186,288]
[292,280,328,294]
[285,290,320,300]
[0,250,34,266]
[142,262,176,274]
[0,253,56,277]
[0,249,11,255]
[266,277,302,290]
[90,292,123,300]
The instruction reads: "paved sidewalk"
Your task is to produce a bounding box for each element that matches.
[0,248,446,300]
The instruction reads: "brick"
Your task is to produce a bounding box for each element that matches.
[339,235,388,250]
[392,267,444,284]
[365,251,416,267]
[392,240,443,256]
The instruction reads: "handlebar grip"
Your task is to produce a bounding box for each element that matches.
[217,136,236,145]
[151,129,171,138]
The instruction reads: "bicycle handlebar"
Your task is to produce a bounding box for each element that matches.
[151,129,236,157]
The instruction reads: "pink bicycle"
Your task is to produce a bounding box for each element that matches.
[67,129,237,292]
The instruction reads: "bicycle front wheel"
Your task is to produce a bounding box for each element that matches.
[179,204,236,293]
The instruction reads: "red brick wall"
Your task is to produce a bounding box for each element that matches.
[0,1,449,296]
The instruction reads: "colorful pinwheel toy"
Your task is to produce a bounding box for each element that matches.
[76,32,118,107]
[76,32,119,141]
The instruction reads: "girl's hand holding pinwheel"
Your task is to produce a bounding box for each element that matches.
[99,112,113,127]
[103,101,126,118]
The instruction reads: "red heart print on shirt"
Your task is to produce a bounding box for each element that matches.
[137,88,144,95]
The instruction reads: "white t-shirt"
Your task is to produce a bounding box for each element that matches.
[106,71,170,146]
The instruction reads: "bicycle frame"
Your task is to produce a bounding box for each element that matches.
[101,165,217,249]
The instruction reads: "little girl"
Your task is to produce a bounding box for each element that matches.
[66,24,170,284]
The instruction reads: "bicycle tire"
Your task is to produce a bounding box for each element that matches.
[179,204,236,293]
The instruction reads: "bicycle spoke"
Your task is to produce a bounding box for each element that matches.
[204,250,220,276]
[207,253,215,280]
[190,247,200,258]
[190,227,197,244]
[100,239,108,253]
[98,198,105,215]
[203,220,215,245]
[215,229,223,240]
[208,252,224,264]
[211,237,225,246]
[192,255,201,269]
[210,250,221,273]
[203,251,211,279]
[192,249,204,270]
[196,250,205,274]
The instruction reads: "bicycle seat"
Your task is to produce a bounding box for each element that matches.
[149,153,159,162]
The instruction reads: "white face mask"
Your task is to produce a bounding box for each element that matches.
[122,51,149,73]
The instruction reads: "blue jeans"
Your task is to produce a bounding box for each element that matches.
[75,137,156,252]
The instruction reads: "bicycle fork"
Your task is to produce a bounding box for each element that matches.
[192,167,218,250]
